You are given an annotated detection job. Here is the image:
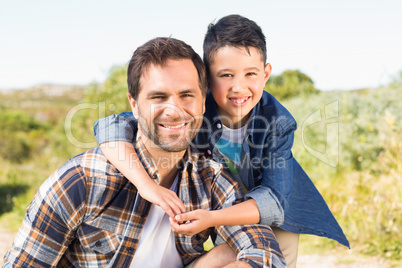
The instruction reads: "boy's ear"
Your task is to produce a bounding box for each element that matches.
[264,63,272,83]
[127,93,139,119]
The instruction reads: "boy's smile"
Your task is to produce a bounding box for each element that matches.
[209,46,271,128]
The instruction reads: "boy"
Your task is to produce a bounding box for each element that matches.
[94,15,349,267]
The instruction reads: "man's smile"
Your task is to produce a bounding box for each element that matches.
[159,122,188,129]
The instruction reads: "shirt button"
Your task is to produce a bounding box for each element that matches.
[217,123,222,129]
[95,241,102,247]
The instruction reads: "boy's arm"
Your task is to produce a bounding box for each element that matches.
[100,141,185,217]
[245,125,296,226]
[94,113,185,217]
[172,199,260,236]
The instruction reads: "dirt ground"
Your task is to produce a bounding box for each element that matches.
[0,230,397,267]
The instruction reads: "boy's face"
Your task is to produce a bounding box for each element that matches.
[209,46,271,128]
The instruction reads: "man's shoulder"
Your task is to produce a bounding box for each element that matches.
[63,147,124,179]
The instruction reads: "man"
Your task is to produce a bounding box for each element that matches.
[4,37,285,267]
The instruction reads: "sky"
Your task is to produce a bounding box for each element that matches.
[1,0,401,91]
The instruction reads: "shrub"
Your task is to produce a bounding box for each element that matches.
[265,69,319,100]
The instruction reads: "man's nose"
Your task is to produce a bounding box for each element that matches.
[162,98,184,118]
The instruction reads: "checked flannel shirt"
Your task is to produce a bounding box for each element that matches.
[4,136,285,267]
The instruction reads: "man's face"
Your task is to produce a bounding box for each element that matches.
[209,46,271,128]
[129,59,205,153]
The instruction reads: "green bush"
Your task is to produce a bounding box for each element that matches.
[0,112,51,163]
[265,69,319,101]
[282,86,402,262]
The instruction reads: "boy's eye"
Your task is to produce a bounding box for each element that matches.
[246,72,257,76]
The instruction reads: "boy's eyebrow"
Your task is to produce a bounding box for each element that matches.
[244,67,261,72]
[216,67,261,74]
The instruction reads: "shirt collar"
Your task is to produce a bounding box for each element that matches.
[134,134,198,185]
[206,92,259,144]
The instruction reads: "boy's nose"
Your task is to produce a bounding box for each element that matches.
[232,77,246,92]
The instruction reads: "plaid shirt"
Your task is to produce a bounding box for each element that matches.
[4,136,285,268]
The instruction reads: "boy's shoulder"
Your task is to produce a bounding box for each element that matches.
[254,91,297,132]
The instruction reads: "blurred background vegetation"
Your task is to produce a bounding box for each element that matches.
[0,66,401,266]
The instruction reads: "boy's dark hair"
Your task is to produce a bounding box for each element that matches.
[127,37,208,100]
[203,14,267,72]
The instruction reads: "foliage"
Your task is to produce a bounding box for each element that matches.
[63,65,131,150]
[0,111,51,162]
[282,86,402,263]
[389,70,402,88]
[84,65,130,115]
[264,69,319,101]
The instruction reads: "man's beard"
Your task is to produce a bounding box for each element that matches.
[137,113,201,153]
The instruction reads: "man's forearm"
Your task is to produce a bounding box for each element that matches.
[217,224,286,267]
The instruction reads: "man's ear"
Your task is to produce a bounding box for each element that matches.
[263,63,272,83]
[127,93,139,119]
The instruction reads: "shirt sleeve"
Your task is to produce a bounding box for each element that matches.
[3,160,87,267]
[212,169,286,268]
[93,112,138,145]
[245,121,296,227]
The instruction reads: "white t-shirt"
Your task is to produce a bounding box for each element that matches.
[216,124,247,192]
[130,176,182,268]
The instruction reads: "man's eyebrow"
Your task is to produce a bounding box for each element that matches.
[146,90,167,96]
[178,89,196,94]
[145,89,197,97]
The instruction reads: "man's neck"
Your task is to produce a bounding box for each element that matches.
[140,135,185,189]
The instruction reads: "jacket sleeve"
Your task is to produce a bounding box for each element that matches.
[93,112,138,145]
[212,169,286,268]
[3,160,87,267]
[245,120,296,227]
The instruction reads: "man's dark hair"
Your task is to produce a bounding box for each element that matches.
[203,14,267,73]
[127,37,208,100]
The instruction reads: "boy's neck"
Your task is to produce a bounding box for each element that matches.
[220,113,250,129]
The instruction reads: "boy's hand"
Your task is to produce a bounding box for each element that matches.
[137,180,186,218]
[169,209,213,236]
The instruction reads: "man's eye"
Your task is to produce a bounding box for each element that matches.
[151,96,165,100]
[182,94,193,98]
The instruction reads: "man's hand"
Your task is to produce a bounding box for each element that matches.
[169,209,214,236]
[137,180,186,218]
